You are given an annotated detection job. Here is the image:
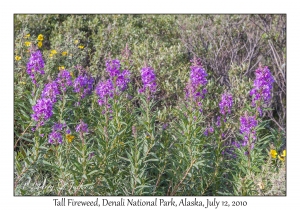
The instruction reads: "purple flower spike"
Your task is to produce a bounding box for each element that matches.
[219,93,233,116]
[73,74,94,99]
[185,59,208,100]
[106,59,121,78]
[27,50,45,84]
[139,67,157,94]
[48,131,63,144]
[239,113,257,146]
[116,69,130,91]
[41,81,60,103]
[56,70,73,93]
[31,98,53,126]
[76,120,89,133]
[204,126,214,136]
[52,122,65,131]
[96,79,114,106]
[249,65,274,114]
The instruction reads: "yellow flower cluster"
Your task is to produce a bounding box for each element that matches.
[270,149,277,158]
[15,55,21,61]
[24,34,30,38]
[37,34,43,48]
[66,134,75,143]
[62,51,68,56]
[278,150,286,161]
[74,40,79,44]
[78,45,84,49]
[270,149,286,161]
[58,66,65,70]
[50,50,57,57]
[38,41,43,48]
[37,34,44,41]
[25,41,31,47]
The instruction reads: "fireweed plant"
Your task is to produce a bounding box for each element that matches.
[14,18,285,196]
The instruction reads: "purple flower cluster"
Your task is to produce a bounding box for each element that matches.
[219,93,233,116]
[31,98,53,127]
[185,59,208,100]
[139,67,157,94]
[228,114,258,156]
[239,114,257,144]
[116,70,130,91]
[249,65,274,114]
[41,81,60,103]
[96,59,130,111]
[48,131,63,144]
[96,79,114,106]
[204,127,214,136]
[48,122,66,144]
[73,74,94,99]
[106,59,121,78]
[52,122,65,131]
[76,120,89,134]
[32,70,73,128]
[56,70,73,93]
[26,50,45,84]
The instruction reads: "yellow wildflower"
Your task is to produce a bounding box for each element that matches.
[278,155,284,161]
[51,50,57,55]
[49,53,53,58]
[270,149,277,159]
[25,41,31,47]
[15,55,21,61]
[62,51,68,56]
[278,150,286,161]
[25,34,30,38]
[37,34,44,41]
[20,81,26,85]
[74,40,79,44]
[70,72,74,77]
[37,41,43,48]
[58,66,65,70]
[66,134,75,143]
[78,45,84,49]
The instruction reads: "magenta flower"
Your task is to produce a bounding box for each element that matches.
[48,131,63,144]
[240,114,257,144]
[76,120,89,133]
[185,58,208,100]
[204,126,214,136]
[31,98,53,127]
[116,69,130,91]
[249,65,274,115]
[41,81,60,103]
[139,66,157,94]
[106,59,121,78]
[26,50,45,84]
[219,93,233,116]
[95,79,114,106]
[56,70,73,93]
[73,74,94,99]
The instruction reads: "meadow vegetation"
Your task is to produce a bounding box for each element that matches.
[14,14,286,196]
